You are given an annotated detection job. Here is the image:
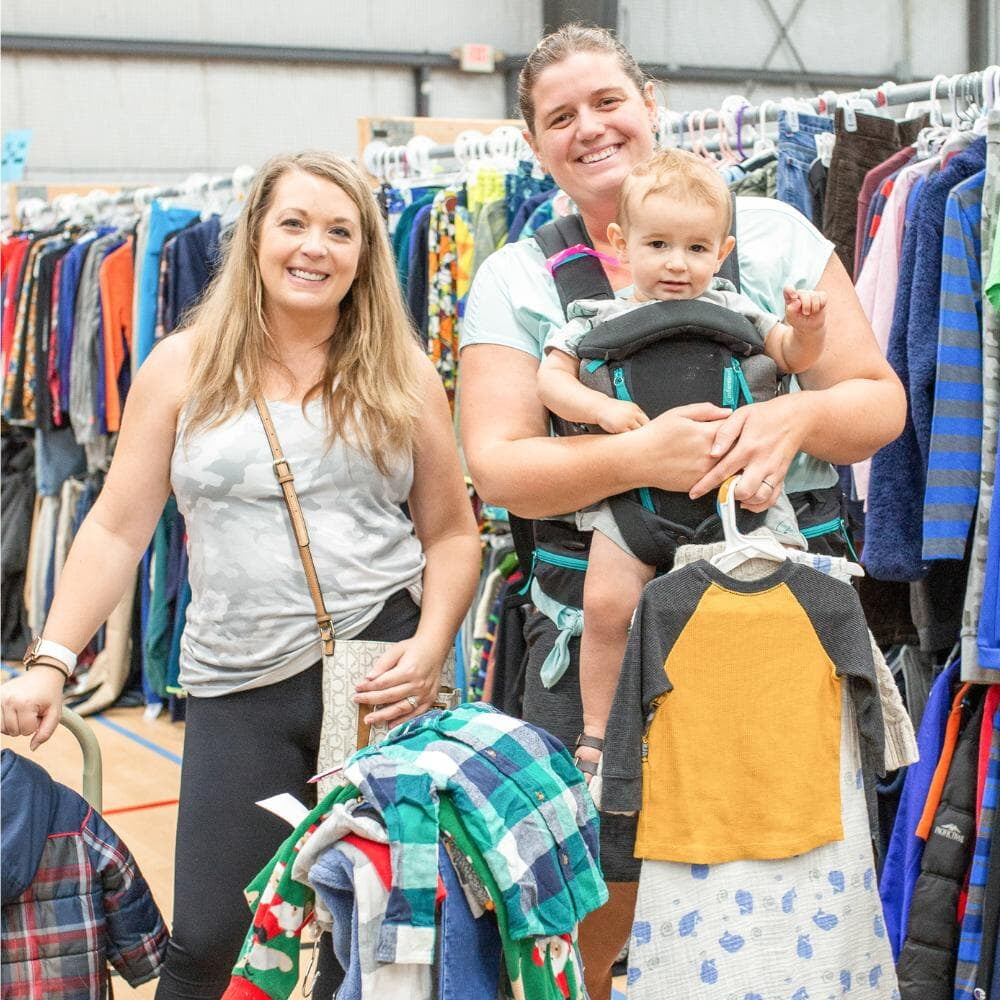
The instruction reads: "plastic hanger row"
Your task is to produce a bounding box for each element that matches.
[363,125,534,182]
[15,164,257,230]
[658,65,999,160]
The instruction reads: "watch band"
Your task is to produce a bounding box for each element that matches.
[23,636,77,676]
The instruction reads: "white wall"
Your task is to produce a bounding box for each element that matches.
[620,0,971,111]
[1,0,988,184]
[1,0,541,54]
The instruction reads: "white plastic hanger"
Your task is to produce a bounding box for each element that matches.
[752,100,778,155]
[709,476,790,574]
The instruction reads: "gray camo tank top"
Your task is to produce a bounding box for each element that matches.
[170,398,424,696]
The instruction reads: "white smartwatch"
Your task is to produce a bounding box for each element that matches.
[23,636,77,678]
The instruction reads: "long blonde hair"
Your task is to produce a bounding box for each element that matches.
[184,150,422,474]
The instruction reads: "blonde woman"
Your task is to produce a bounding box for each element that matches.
[1,151,480,998]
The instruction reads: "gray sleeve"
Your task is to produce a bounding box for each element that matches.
[70,242,104,445]
[785,568,885,777]
[601,568,707,813]
[704,285,783,341]
[543,316,591,357]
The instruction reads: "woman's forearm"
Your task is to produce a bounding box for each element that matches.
[466,408,727,519]
[461,342,728,518]
[414,530,482,659]
[41,509,153,653]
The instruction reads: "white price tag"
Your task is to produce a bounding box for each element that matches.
[255,793,310,828]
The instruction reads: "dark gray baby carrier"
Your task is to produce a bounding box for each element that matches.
[506,211,854,614]
[538,210,781,570]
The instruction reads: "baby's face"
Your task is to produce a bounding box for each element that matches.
[622,192,731,303]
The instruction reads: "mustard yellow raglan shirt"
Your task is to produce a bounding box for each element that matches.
[601,559,884,864]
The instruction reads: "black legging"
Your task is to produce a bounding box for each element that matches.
[155,591,420,1000]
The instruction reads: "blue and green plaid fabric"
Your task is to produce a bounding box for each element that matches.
[344,702,607,964]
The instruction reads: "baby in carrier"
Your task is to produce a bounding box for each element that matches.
[536,148,829,779]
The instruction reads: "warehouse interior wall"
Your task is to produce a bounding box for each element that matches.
[1,0,994,184]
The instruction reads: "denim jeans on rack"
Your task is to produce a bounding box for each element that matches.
[775,110,834,224]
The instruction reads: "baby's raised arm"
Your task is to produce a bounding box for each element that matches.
[763,287,829,374]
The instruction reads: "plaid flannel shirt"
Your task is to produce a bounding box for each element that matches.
[344,702,607,964]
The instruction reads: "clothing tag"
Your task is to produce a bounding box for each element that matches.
[780,98,800,132]
[842,101,858,132]
[815,133,836,168]
[256,793,310,827]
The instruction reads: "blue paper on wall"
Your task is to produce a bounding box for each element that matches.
[2,130,33,182]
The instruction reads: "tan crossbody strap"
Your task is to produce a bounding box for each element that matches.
[253,395,336,656]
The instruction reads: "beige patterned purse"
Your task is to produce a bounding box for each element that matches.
[254,396,458,796]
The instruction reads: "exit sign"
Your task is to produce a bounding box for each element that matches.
[460,43,495,73]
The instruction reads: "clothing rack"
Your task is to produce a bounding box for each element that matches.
[12,165,256,229]
[362,66,1000,180]
[662,65,1000,154]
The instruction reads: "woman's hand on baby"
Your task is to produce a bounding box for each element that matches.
[632,403,731,492]
[353,636,447,726]
[0,669,66,750]
[596,398,648,434]
[688,394,805,510]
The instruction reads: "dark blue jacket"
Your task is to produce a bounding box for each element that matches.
[1,749,168,998]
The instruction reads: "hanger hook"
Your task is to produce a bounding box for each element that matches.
[928,73,949,128]
[757,99,776,133]
[980,65,1000,114]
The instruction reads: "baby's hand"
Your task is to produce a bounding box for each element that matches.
[783,287,828,334]
[596,397,649,434]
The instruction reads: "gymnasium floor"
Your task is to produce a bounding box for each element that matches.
[1,667,626,999]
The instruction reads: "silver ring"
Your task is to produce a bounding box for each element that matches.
[761,479,774,490]
[405,695,419,710]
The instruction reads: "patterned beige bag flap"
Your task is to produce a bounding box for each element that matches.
[315,641,456,798]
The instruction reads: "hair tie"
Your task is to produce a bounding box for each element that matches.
[545,243,620,275]
[735,104,747,160]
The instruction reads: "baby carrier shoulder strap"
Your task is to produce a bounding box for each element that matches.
[533,215,614,316]
[718,192,740,292]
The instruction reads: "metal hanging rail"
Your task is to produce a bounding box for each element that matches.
[362,65,1000,180]
[660,66,999,149]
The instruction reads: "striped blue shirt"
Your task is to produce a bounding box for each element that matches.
[954,698,1000,998]
[923,169,985,559]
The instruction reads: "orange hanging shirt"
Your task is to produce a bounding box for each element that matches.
[99,238,134,432]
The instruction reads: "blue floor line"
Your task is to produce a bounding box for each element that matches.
[91,714,182,765]
[2,662,182,765]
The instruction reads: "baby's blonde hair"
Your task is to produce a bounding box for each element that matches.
[616,148,732,239]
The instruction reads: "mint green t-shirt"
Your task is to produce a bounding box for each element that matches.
[987,222,1000,312]
[461,196,839,493]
